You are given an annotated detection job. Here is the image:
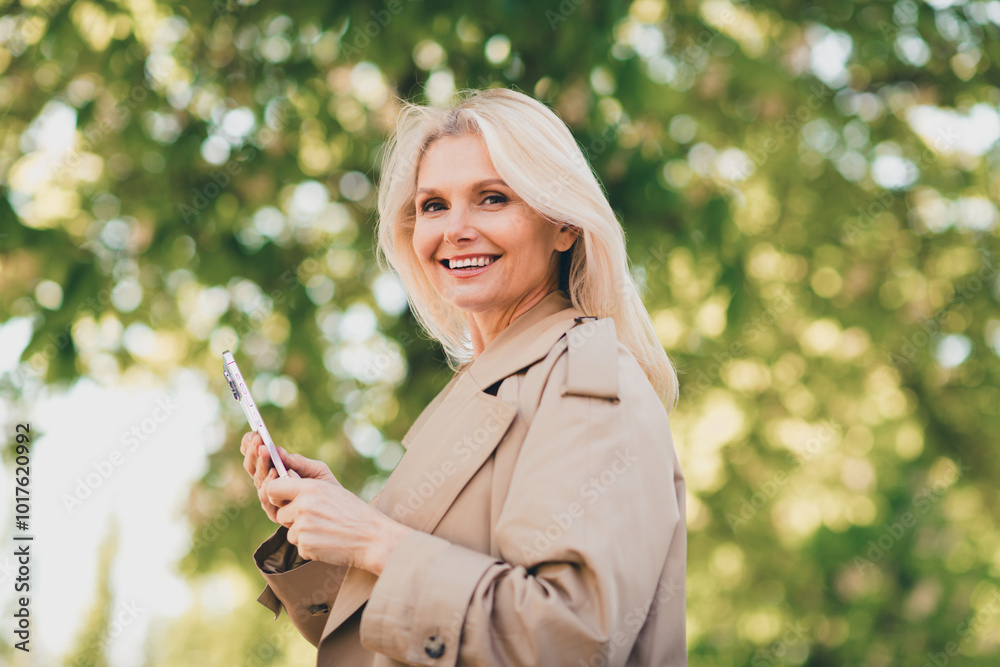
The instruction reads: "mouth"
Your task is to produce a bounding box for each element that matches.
[438,254,501,277]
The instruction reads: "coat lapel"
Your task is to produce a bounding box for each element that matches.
[319,290,587,643]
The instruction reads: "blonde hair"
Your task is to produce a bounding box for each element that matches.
[373,87,679,411]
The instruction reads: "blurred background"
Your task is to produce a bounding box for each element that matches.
[1,0,999,664]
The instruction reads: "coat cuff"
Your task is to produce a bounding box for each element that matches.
[252,525,349,646]
[255,525,310,575]
[253,525,310,619]
[359,530,500,666]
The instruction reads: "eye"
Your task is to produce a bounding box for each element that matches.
[483,193,508,205]
[420,200,445,213]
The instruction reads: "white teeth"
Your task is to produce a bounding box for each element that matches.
[448,256,496,269]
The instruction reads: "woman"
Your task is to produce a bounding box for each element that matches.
[240,87,686,666]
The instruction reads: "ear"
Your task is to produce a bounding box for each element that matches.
[556,224,581,252]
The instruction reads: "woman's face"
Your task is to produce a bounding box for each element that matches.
[411,133,577,318]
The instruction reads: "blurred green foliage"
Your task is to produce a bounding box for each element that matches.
[2,0,1000,664]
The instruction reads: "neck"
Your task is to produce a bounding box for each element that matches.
[467,283,561,360]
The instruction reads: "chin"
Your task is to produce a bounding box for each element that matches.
[444,292,497,312]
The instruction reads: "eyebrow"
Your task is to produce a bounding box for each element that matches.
[415,178,509,197]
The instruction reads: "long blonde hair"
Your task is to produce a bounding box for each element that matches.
[374,87,679,411]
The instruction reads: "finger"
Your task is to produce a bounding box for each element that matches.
[274,445,302,479]
[258,485,273,518]
[266,477,305,505]
[278,449,307,478]
[288,452,314,474]
[263,467,278,491]
[243,439,258,476]
[240,431,256,456]
[276,446,303,472]
[254,445,272,487]
[275,445,290,466]
[244,432,264,476]
[261,471,280,521]
[275,502,296,527]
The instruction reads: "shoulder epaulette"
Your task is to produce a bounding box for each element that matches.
[560,316,620,403]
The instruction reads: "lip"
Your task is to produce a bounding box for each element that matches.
[439,254,501,278]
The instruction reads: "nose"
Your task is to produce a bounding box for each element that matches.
[442,205,478,247]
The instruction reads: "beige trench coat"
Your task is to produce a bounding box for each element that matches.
[252,290,687,666]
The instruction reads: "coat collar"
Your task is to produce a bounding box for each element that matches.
[463,289,585,392]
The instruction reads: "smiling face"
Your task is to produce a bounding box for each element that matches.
[411,132,578,327]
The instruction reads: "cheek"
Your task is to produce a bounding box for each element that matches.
[411,226,434,261]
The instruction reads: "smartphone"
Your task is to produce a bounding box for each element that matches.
[223,350,290,478]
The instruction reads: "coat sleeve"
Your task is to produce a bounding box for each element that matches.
[358,352,683,666]
[253,525,349,647]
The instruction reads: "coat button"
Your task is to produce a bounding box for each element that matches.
[423,635,445,659]
[307,603,329,616]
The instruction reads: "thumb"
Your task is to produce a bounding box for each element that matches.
[290,452,316,469]
[281,449,325,476]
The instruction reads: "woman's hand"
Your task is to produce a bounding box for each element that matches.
[266,477,414,575]
[240,431,335,523]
